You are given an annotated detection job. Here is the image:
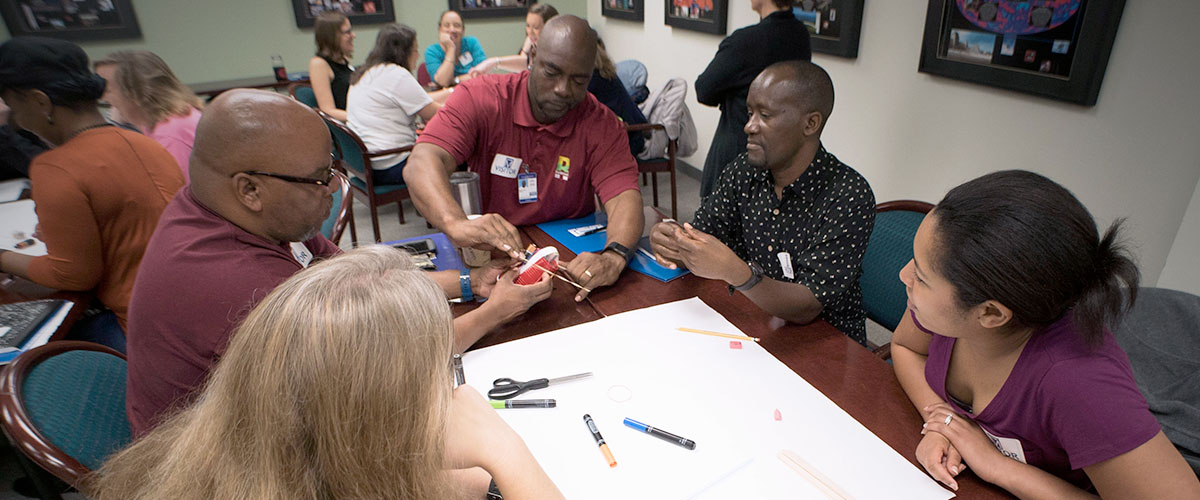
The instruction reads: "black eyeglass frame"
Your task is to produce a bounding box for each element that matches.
[237,155,343,187]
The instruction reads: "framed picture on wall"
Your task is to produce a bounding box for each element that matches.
[792,0,863,58]
[603,0,644,22]
[291,0,395,29]
[0,0,141,41]
[918,0,1126,106]
[664,0,727,35]
[450,0,528,20]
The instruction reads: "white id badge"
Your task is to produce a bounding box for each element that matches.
[458,51,474,66]
[490,154,522,179]
[290,241,314,268]
[518,172,538,204]
[778,252,794,279]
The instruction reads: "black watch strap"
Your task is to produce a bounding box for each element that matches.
[729,260,764,295]
[604,242,633,264]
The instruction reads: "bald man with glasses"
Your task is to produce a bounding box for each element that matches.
[124,90,551,436]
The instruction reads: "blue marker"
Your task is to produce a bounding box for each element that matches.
[623,418,696,450]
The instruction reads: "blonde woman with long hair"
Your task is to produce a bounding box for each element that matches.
[94,50,203,173]
[87,246,563,500]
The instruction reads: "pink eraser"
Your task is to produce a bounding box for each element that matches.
[774,409,782,421]
[729,341,742,349]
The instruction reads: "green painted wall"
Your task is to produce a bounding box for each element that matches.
[0,0,586,85]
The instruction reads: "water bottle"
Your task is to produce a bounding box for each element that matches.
[271,54,287,82]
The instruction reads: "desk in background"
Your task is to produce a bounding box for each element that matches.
[189,76,310,98]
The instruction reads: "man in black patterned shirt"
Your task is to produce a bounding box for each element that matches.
[650,61,875,344]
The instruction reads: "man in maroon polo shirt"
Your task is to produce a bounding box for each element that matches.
[405,15,643,302]
[125,90,551,436]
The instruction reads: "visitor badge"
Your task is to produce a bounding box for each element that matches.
[291,241,314,268]
[778,252,794,280]
[518,172,538,204]
[458,51,474,66]
[490,154,522,179]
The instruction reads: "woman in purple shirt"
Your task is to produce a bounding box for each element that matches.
[891,170,1200,498]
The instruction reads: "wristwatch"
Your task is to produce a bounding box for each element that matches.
[459,269,475,302]
[603,242,633,264]
[729,260,764,295]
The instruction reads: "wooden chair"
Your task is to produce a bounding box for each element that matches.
[627,123,677,219]
[320,112,413,244]
[320,170,356,245]
[859,200,934,360]
[288,82,318,108]
[0,341,130,499]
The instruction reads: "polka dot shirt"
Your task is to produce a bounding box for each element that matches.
[692,145,876,344]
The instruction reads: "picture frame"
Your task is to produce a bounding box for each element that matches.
[791,0,863,58]
[602,0,644,22]
[450,0,528,20]
[0,0,141,42]
[918,0,1126,106]
[291,0,394,29]
[664,0,727,35]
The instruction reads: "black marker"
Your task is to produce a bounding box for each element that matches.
[623,418,697,450]
[452,354,465,387]
[490,399,556,409]
[584,414,617,467]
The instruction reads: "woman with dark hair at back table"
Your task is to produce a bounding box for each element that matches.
[347,24,452,186]
[694,0,809,199]
[0,37,185,352]
[469,3,559,78]
[588,37,647,156]
[87,247,564,500]
[308,10,356,121]
[891,170,1200,498]
[425,10,487,89]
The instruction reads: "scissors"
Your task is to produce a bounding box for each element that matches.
[488,371,593,400]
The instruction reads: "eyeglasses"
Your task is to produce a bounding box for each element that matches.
[239,157,342,187]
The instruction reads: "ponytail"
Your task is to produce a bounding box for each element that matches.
[1071,219,1140,347]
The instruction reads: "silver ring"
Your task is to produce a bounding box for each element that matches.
[944,414,953,425]
[584,269,593,278]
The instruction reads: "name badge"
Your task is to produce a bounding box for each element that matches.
[458,51,474,67]
[518,172,538,204]
[290,241,314,268]
[490,154,522,179]
[982,428,1028,464]
[777,252,794,280]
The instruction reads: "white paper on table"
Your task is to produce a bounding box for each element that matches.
[0,179,29,203]
[463,298,954,500]
[0,199,46,257]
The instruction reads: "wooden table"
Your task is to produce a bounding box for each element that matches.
[0,276,87,343]
[189,76,310,98]
[465,224,1014,499]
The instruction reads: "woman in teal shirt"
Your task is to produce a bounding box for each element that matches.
[425,10,487,88]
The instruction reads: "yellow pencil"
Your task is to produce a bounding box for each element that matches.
[676,327,760,342]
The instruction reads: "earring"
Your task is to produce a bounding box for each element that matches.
[44,113,53,125]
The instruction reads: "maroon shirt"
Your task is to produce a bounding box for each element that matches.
[417,71,639,225]
[919,313,1160,490]
[125,188,340,435]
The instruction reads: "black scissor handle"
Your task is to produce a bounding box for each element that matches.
[487,377,549,400]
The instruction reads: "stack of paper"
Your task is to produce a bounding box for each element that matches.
[462,298,953,499]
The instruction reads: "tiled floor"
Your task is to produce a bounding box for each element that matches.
[0,163,889,499]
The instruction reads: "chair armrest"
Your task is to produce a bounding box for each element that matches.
[624,123,665,133]
[365,145,414,158]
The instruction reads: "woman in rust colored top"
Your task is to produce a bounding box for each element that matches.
[0,37,184,352]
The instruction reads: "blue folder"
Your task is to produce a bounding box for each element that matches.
[536,214,689,282]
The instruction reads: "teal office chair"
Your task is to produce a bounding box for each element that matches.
[320,112,413,244]
[0,341,131,499]
[859,200,933,360]
[321,169,355,245]
[288,82,318,108]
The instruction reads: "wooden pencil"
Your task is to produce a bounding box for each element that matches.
[676,327,760,342]
[777,450,853,500]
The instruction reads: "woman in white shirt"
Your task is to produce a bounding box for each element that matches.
[346,23,449,186]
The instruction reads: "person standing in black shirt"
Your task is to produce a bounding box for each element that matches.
[651,61,875,344]
[695,0,810,199]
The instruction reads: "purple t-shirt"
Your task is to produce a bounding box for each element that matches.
[125,188,340,436]
[920,313,1160,489]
